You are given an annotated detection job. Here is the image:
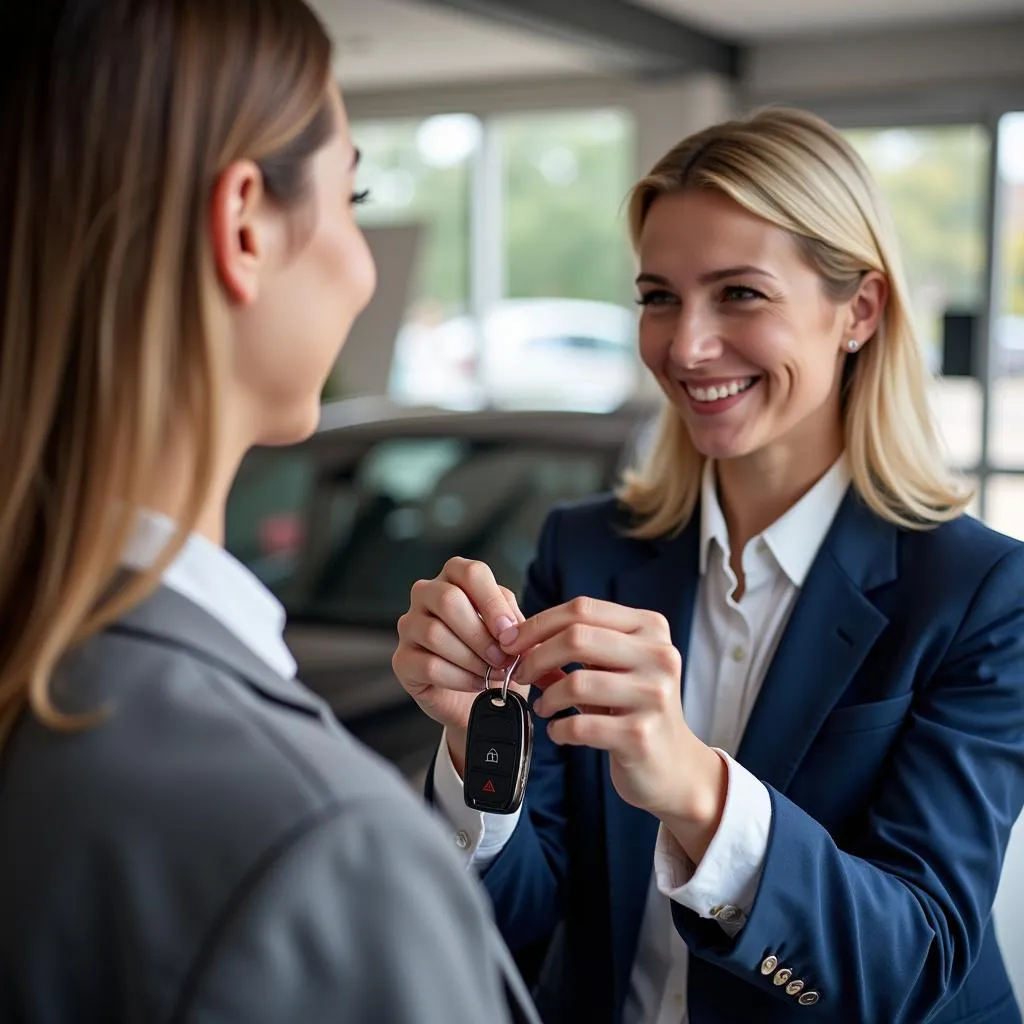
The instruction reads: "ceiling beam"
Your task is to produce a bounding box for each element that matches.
[409,0,741,78]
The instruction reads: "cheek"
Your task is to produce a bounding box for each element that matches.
[317,215,375,321]
[760,331,840,408]
[637,317,672,374]
[331,222,376,317]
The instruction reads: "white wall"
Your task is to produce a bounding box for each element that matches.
[996,819,1024,1004]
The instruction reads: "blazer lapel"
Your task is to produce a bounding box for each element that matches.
[604,517,701,1009]
[737,491,898,792]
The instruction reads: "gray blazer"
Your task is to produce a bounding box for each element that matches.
[0,585,539,1024]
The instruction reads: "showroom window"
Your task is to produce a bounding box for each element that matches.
[845,125,990,471]
[350,107,637,413]
[348,115,478,407]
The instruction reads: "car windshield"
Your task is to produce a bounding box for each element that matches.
[225,434,614,629]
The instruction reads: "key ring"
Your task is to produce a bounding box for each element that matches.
[484,654,521,704]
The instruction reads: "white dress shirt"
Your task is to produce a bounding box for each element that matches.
[432,456,851,1023]
[121,510,296,680]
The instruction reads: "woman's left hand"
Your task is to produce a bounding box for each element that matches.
[502,597,727,834]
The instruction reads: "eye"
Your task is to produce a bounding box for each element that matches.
[721,285,764,302]
[350,189,371,206]
[635,290,677,308]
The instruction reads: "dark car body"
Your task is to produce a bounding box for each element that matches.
[225,397,654,781]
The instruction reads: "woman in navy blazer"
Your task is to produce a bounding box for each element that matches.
[394,106,1024,1024]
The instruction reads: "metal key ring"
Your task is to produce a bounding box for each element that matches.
[484,654,521,704]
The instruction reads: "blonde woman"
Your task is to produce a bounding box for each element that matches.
[0,3,540,1023]
[393,108,1024,1024]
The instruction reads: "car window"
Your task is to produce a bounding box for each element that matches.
[225,450,317,597]
[297,438,610,626]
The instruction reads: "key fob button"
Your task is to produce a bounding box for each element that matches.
[470,707,520,743]
[465,770,513,808]
[468,738,516,776]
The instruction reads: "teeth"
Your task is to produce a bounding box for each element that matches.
[686,378,754,402]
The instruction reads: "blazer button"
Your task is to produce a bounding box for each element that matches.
[710,903,741,923]
[760,955,778,975]
[786,980,805,997]
[773,968,793,986]
[798,991,821,1006]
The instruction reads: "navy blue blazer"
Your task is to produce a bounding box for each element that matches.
[472,490,1024,1024]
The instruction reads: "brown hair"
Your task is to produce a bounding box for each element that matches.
[0,0,335,741]
[619,106,970,538]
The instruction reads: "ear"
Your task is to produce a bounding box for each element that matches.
[843,270,889,351]
[210,160,268,306]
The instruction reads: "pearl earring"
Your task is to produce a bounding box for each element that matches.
[846,339,859,352]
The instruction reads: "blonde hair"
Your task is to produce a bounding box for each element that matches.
[0,0,335,742]
[618,106,971,538]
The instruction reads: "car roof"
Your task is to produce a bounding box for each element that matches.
[286,396,659,453]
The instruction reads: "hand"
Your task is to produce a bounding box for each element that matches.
[503,598,726,844]
[393,557,530,772]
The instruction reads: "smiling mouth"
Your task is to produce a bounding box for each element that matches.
[684,377,758,403]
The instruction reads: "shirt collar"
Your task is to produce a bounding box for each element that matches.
[699,455,851,587]
[121,511,297,680]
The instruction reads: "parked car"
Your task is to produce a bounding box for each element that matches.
[389,297,639,412]
[225,397,655,782]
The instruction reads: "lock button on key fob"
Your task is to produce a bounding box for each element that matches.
[464,656,532,814]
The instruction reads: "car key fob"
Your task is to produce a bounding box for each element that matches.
[463,656,532,814]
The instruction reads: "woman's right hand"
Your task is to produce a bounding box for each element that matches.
[393,557,529,774]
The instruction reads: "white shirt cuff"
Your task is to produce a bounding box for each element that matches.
[431,728,521,870]
[654,750,771,936]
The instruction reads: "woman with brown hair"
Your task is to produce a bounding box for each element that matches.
[0,3,537,1022]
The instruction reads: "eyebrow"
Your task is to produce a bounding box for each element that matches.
[636,265,777,286]
[350,147,362,171]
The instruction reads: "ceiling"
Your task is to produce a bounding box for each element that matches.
[630,0,1024,39]
[312,0,1024,91]
[311,0,599,90]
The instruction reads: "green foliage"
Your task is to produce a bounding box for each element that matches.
[500,110,633,304]
[1008,226,1024,316]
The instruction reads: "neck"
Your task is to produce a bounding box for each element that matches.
[716,412,844,554]
[143,434,247,547]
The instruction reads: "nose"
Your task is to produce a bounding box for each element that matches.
[669,308,723,368]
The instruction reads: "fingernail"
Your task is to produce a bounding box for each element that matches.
[485,644,504,666]
[499,625,519,647]
[495,615,514,633]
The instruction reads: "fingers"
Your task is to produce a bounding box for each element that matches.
[503,596,671,655]
[409,576,506,671]
[500,585,526,625]
[513,624,681,693]
[396,609,492,684]
[533,664,677,719]
[545,711,623,751]
[392,644,483,699]
[514,624,641,685]
[441,557,522,639]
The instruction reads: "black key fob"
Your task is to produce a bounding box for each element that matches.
[463,658,532,815]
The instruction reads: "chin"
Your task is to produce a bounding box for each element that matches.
[685,423,762,462]
[254,401,322,448]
